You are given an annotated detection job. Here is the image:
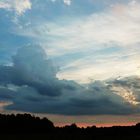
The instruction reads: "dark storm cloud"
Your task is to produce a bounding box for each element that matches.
[0,45,64,96]
[0,45,140,115]
[0,87,15,99]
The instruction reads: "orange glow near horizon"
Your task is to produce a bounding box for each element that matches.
[55,122,137,128]
[3,112,140,128]
[34,113,140,128]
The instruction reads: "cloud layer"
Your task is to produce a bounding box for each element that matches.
[0,0,140,116]
[14,0,140,83]
[0,45,139,115]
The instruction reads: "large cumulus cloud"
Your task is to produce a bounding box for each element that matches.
[0,45,140,115]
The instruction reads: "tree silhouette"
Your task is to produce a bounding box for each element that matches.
[0,113,139,140]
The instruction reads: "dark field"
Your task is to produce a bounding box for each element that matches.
[0,114,140,140]
[1,134,140,140]
[0,135,140,140]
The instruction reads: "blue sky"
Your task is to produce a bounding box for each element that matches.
[0,0,140,126]
[0,0,140,83]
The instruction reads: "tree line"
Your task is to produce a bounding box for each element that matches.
[0,113,140,140]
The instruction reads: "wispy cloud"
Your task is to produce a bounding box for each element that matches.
[58,46,140,83]
[0,0,32,15]
[14,1,140,82]
[46,1,140,50]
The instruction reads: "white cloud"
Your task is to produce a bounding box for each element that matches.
[63,0,71,6]
[57,46,140,83]
[109,76,140,106]
[14,1,140,82]
[0,0,32,15]
[47,3,140,49]
[50,0,71,5]
[0,2,10,9]
[111,85,139,105]
[18,1,140,52]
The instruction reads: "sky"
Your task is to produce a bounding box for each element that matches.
[0,0,140,127]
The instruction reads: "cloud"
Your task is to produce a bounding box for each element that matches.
[57,46,140,83]
[20,1,140,51]
[0,0,32,15]
[0,45,63,96]
[50,0,72,5]
[108,76,140,105]
[0,45,140,115]
[14,1,140,82]
[63,0,71,6]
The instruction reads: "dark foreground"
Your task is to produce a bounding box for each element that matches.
[0,114,140,140]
